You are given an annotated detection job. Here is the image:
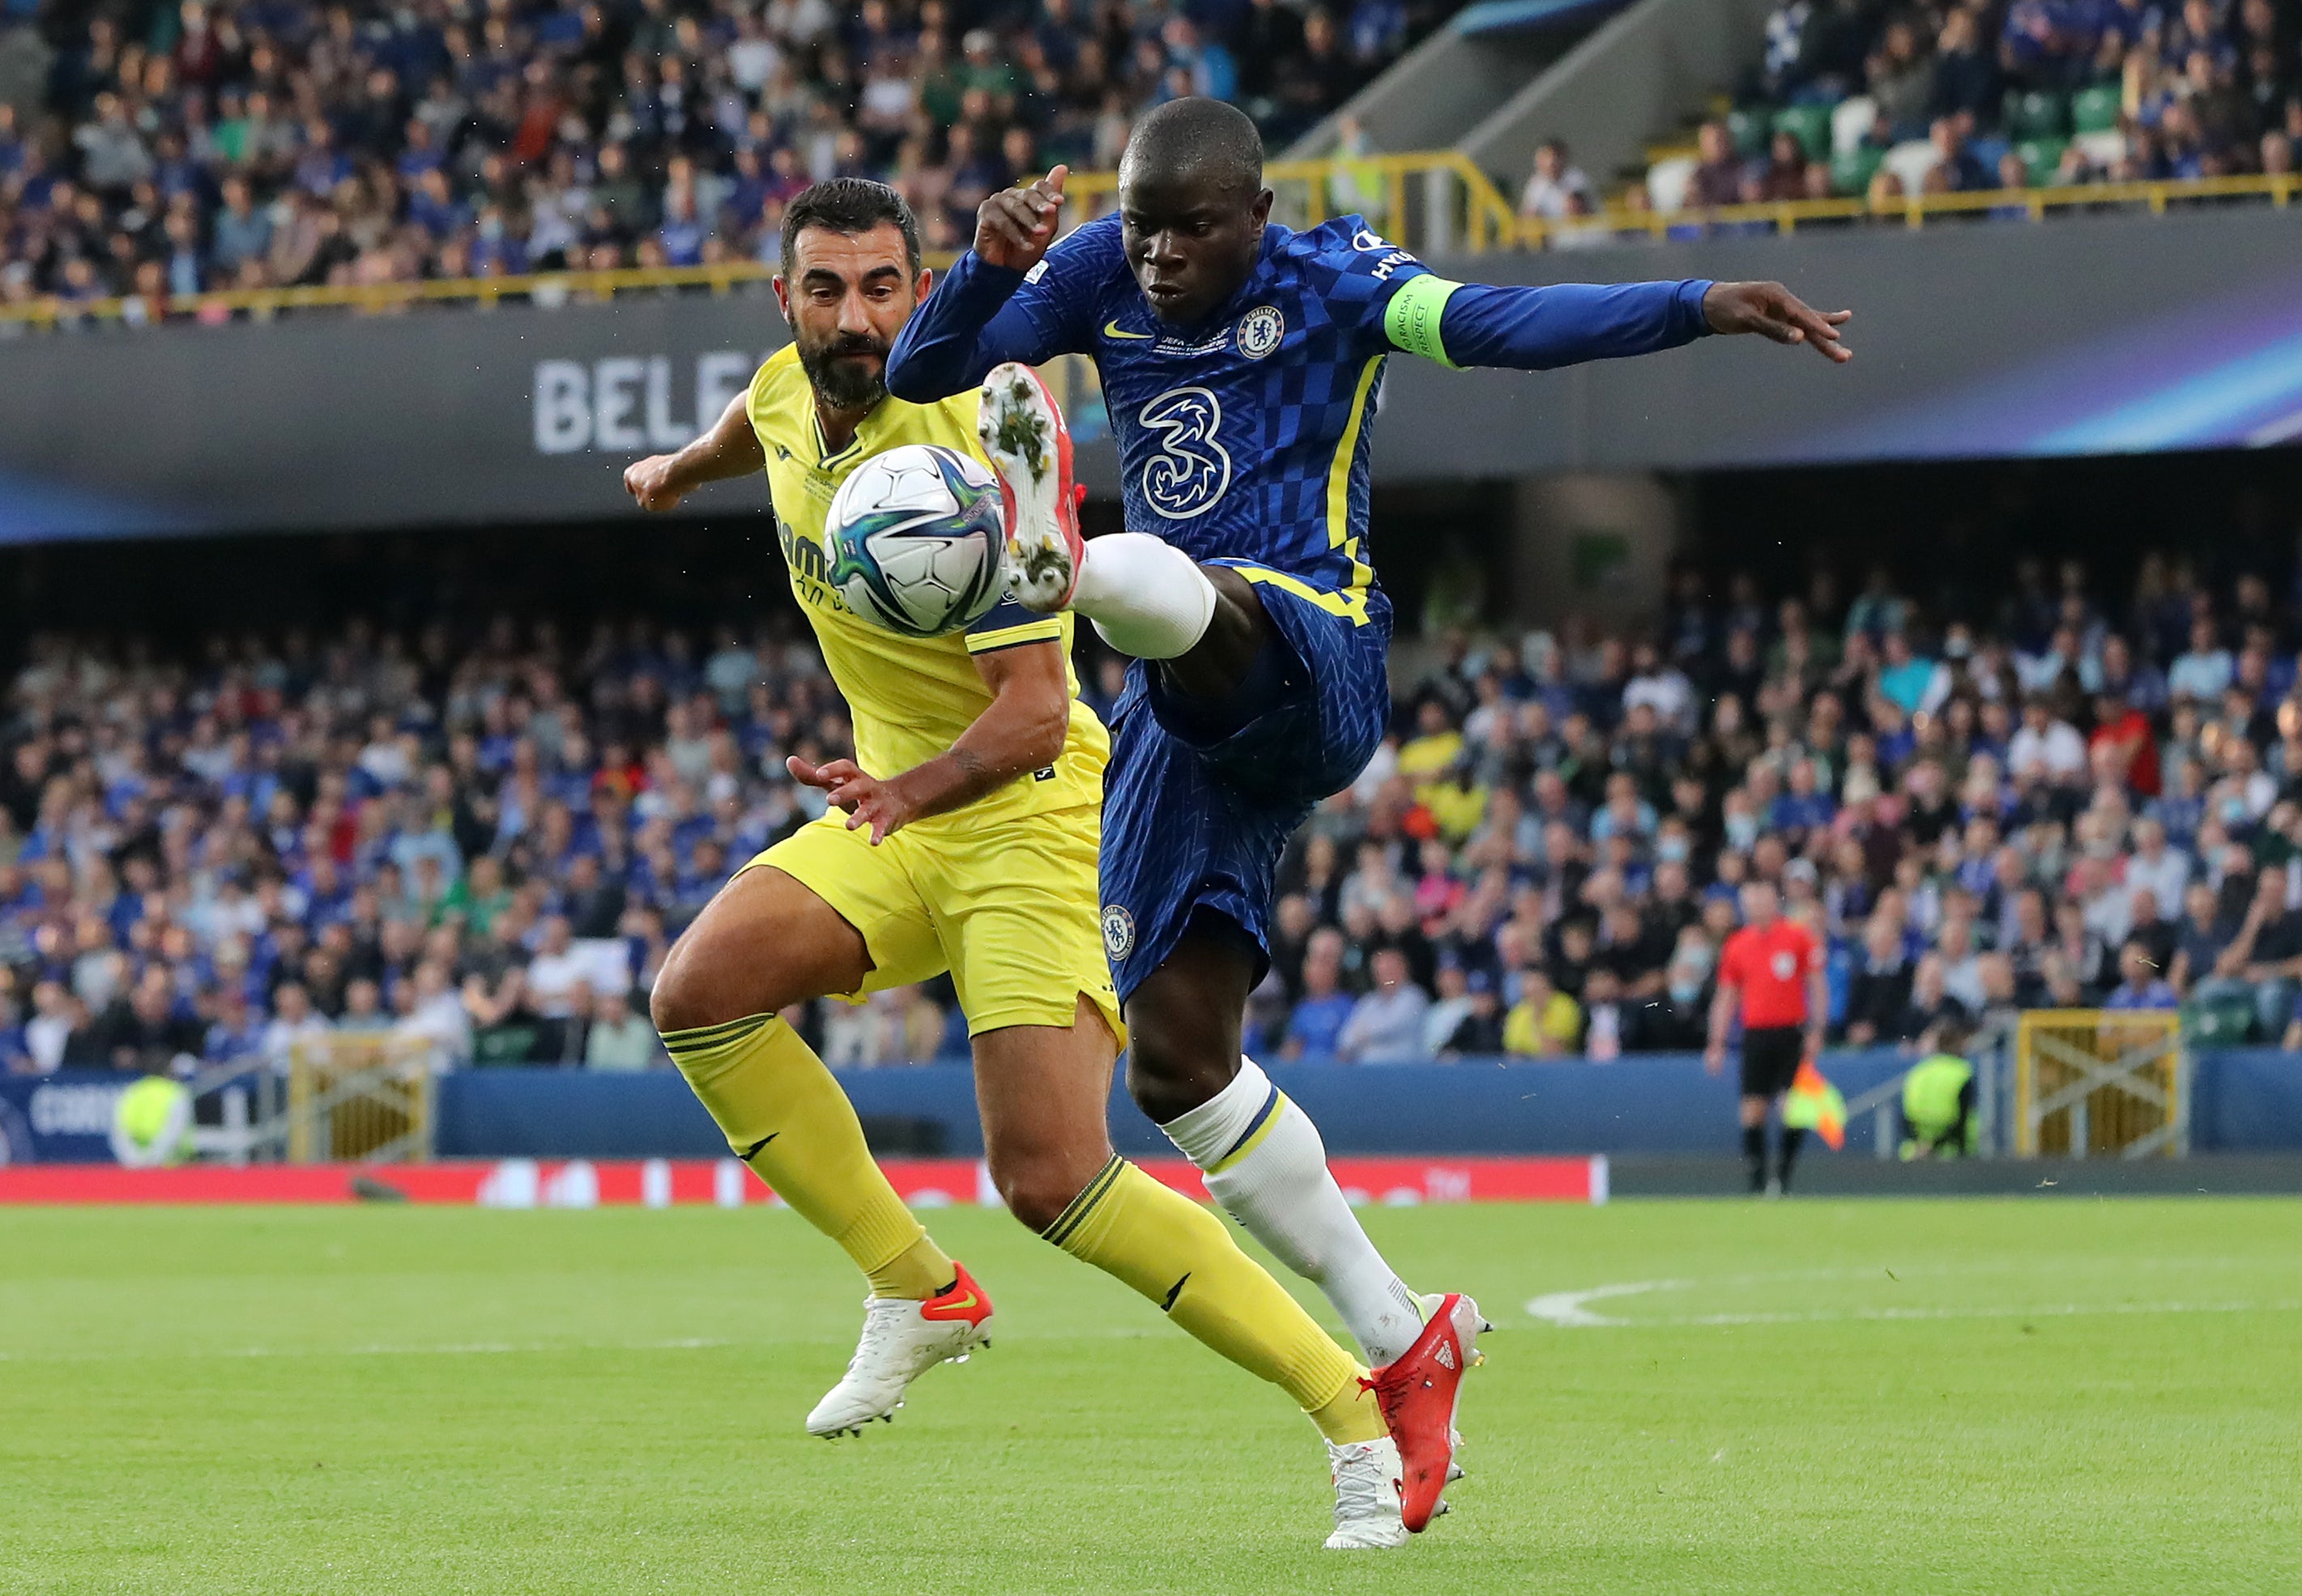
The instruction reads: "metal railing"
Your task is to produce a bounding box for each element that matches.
[286,1036,439,1163]
[2014,1009,2187,1160]
[0,258,789,330]
[1835,1025,2009,1160]
[1063,149,1522,254]
[1520,170,2301,247]
[0,157,2289,332]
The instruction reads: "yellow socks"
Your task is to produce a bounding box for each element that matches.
[663,1020,1382,1442]
[663,1013,954,1300]
[1045,1156,1383,1445]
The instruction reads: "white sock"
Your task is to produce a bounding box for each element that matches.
[1160,1057,1427,1365]
[1070,532,1218,659]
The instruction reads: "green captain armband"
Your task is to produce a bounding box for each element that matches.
[1382,274,1462,368]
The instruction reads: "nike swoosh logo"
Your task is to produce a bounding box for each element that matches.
[1161,1273,1190,1313]
[740,1133,778,1160]
[1102,319,1152,340]
[939,1290,979,1313]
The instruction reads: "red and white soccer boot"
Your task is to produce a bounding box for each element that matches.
[977,360,1086,613]
[805,1262,995,1438]
[1366,1292,1489,1531]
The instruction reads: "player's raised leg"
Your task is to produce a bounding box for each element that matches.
[650,864,984,1436]
[978,361,1440,1368]
[979,361,1218,656]
[970,994,1409,1550]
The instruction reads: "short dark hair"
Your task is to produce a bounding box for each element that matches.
[1122,96,1264,198]
[779,178,922,279]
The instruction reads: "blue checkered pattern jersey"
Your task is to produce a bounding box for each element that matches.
[887,211,1718,997]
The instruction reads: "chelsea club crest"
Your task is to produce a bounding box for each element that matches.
[1102,904,1136,961]
[1236,304,1284,360]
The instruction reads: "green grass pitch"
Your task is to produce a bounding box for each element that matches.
[4,1197,2299,1594]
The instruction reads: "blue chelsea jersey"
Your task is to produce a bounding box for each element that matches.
[1005,213,1427,615]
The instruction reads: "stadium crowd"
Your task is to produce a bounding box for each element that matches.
[7,541,2302,1077]
[1583,0,2302,227]
[0,0,1435,315]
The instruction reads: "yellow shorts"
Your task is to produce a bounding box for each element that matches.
[742,804,1123,1046]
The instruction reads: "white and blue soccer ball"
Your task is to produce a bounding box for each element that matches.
[825,444,1007,638]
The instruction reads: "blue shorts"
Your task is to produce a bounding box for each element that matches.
[1098,574,1393,1003]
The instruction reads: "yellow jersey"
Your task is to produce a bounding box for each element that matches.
[745,346,1107,828]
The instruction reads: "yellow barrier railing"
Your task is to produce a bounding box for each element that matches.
[2,157,2291,330]
[286,1035,436,1164]
[1519,169,2301,247]
[2013,1008,2186,1160]
[0,259,788,330]
[1063,149,1521,253]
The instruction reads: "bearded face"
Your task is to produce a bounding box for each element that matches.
[795,323,890,413]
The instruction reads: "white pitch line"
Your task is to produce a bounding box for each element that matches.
[1525,1279,1690,1328]
[1526,1280,2302,1330]
[1651,1299,2300,1327]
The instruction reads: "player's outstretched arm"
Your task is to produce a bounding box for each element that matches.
[622,390,765,512]
[1383,275,1851,373]
[885,168,1087,402]
[787,640,1069,844]
[1699,281,1853,363]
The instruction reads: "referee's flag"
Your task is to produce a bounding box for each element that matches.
[1782,1060,1846,1151]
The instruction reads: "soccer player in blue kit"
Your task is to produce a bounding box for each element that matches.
[887,97,1852,1530]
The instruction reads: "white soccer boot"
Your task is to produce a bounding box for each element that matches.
[977,361,1085,612]
[1324,1436,1410,1550]
[804,1262,994,1438]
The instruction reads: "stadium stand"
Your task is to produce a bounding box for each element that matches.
[9,508,2302,1079]
[1,0,2294,320]
[1635,0,2301,215]
[0,0,1462,315]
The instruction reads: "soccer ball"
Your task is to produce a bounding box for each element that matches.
[824,444,1008,637]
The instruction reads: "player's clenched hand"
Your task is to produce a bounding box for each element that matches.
[624,455,686,512]
[974,166,1068,274]
[1702,281,1852,363]
[1703,1041,1727,1076]
[788,755,916,845]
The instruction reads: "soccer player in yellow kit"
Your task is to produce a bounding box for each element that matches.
[622,179,1422,1549]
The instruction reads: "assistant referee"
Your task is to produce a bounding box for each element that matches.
[1705,880,1827,1195]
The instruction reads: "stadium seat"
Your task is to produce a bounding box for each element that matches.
[2004,89,2068,141]
[1831,95,1878,157]
[474,1025,543,1066]
[2183,996,2256,1045]
[2070,83,2123,134]
[1831,147,1885,196]
[2017,138,2069,184]
[1773,104,1833,163]
[1728,107,1773,160]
